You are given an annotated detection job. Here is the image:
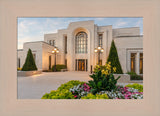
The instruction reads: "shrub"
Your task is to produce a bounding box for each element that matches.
[81,93,109,99]
[42,80,85,99]
[88,69,120,94]
[107,40,123,74]
[22,49,37,71]
[127,71,143,80]
[42,70,52,72]
[58,80,85,91]
[93,65,106,73]
[125,83,143,92]
[52,64,66,72]
[41,90,74,99]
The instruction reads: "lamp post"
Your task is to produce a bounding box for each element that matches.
[52,47,59,72]
[94,46,104,65]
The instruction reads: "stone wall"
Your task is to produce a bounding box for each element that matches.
[114,74,130,83]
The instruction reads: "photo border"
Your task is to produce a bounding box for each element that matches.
[0,0,160,116]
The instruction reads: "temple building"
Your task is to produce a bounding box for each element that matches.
[17,20,143,74]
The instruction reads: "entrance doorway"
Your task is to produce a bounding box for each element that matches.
[75,59,88,71]
[49,56,51,70]
[78,59,85,71]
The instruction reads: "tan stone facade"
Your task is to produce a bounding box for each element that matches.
[18,20,143,74]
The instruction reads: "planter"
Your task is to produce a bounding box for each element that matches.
[17,70,42,77]
[114,74,130,83]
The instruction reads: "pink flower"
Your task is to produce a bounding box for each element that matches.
[74,95,77,98]
[125,95,129,99]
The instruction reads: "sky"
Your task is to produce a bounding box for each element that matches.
[18,17,143,49]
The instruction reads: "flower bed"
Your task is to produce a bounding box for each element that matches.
[42,62,143,99]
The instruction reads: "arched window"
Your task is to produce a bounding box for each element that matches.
[75,32,88,53]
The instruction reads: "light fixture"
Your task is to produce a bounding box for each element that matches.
[54,48,57,51]
[101,48,104,52]
[94,46,104,65]
[51,47,59,72]
[94,49,98,53]
[98,46,101,50]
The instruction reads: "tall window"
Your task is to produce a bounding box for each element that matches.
[65,59,67,67]
[99,59,102,66]
[52,40,55,46]
[65,36,67,54]
[18,58,20,68]
[75,32,88,53]
[49,56,51,70]
[49,40,51,45]
[131,53,136,72]
[98,34,103,47]
[139,53,143,74]
[33,53,36,62]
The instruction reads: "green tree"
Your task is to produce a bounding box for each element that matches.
[22,49,37,71]
[107,40,123,74]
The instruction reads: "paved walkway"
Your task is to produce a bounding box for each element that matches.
[18,71,91,99]
[18,71,142,99]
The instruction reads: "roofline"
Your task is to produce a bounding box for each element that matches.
[114,35,143,38]
[17,49,23,51]
[113,27,140,30]
[24,41,55,47]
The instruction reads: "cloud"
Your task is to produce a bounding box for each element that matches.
[18,35,44,49]
[114,19,128,28]
[95,18,105,21]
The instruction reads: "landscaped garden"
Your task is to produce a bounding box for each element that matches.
[41,41,143,99]
[41,62,143,99]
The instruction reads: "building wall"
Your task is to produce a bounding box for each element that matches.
[18,20,143,73]
[18,41,55,70]
[113,27,140,37]
[23,42,43,70]
[17,50,24,68]
[42,42,55,70]
[44,21,114,71]
[114,36,143,74]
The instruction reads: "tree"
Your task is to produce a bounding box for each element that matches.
[22,49,37,71]
[107,40,123,74]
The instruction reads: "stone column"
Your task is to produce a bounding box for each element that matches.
[67,33,74,71]
[136,52,140,74]
[102,31,107,65]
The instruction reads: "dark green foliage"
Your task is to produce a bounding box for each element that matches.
[88,70,121,94]
[107,40,123,74]
[127,71,143,80]
[51,64,66,72]
[22,49,37,71]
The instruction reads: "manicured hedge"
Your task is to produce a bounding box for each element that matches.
[52,64,66,72]
[107,40,123,74]
[127,71,143,80]
[22,49,37,71]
